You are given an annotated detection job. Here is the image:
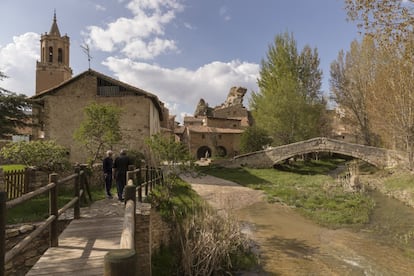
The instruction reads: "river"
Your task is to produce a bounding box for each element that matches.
[236,190,414,275]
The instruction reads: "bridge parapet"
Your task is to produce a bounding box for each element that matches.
[229,137,408,169]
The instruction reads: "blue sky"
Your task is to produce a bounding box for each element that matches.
[0,0,361,122]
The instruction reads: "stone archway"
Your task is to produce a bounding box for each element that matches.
[216,146,227,157]
[197,146,212,159]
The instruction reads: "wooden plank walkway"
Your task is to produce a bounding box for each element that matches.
[26,216,123,276]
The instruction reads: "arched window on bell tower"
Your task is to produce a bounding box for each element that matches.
[58,48,63,63]
[48,47,53,62]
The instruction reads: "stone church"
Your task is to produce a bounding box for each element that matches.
[177,87,253,159]
[31,14,171,163]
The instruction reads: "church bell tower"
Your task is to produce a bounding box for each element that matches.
[35,12,72,94]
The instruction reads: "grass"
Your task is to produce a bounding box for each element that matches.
[147,176,204,222]
[149,175,258,275]
[1,164,25,172]
[149,176,206,276]
[6,183,108,224]
[382,172,414,191]
[201,159,375,228]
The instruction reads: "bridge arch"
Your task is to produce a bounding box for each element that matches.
[230,137,408,169]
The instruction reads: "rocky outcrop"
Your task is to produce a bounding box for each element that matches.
[222,87,247,107]
[194,98,213,116]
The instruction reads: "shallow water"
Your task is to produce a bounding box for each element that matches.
[236,190,414,275]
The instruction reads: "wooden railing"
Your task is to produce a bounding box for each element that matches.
[104,166,163,275]
[126,166,164,203]
[0,166,87,276]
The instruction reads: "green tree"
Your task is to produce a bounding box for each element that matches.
[240,126,273,153]
[73,103,122,164]
[0,140,70,172]
[146,133,190,165]
[250,32,327,146]
[0,72,31,138]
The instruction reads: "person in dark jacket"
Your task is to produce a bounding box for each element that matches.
[103,150,114,198]
[112,149,132,202]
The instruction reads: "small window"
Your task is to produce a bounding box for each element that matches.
[218,134,222,139]
[202,134,205,139]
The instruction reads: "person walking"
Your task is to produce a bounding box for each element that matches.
[112,149,131,202]
[103,150,114,198]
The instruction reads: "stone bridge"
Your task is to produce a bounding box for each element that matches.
[229,137,408,169]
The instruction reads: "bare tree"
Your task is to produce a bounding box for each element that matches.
[330,37,378,145]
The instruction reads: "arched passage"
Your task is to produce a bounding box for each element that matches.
[197,146,212,159]
[216,146,227,157]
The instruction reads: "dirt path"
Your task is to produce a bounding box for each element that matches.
[179,174,265,212]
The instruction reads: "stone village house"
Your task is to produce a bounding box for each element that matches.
[176,87,253,159]
[30,14,171,163]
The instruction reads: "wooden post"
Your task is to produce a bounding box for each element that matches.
[0,168,4,193]
[49,173,58,247]
[150,168,154,191]
[23,168,29,194]
[124,182,136,205]
[160,168,164,186]
[0,192,6,276]
[74,166,81,219]
[137,166,142,203]
[104,249,136,276]
[145,166,149,196]
[80,165,92,202]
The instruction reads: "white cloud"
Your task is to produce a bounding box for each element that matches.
[122,37,177,59]
[219,6,231,21]
[83,0,183,60]
[183,22,196,30]
[95,4,106,11]
[102,57,259,122]
[0,32,39,95]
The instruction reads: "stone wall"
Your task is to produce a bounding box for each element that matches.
[213,104,249,121]
[5,220,70,276]
[205,117,241,129]
[132,202,173,275]
[188,131,242,158]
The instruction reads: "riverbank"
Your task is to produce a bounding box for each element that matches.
[362,169,414,208]
[181,172,414,275]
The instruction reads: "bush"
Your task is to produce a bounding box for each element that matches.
[0,140,70,172]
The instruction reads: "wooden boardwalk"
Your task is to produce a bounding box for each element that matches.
[26,216,123,276]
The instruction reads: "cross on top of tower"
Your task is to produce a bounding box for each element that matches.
[49,10,61,37]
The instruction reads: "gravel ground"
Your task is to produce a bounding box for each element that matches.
[179,173,265,213]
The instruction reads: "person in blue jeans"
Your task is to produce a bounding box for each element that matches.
[103,150,114,198]
[112,149,132,202]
